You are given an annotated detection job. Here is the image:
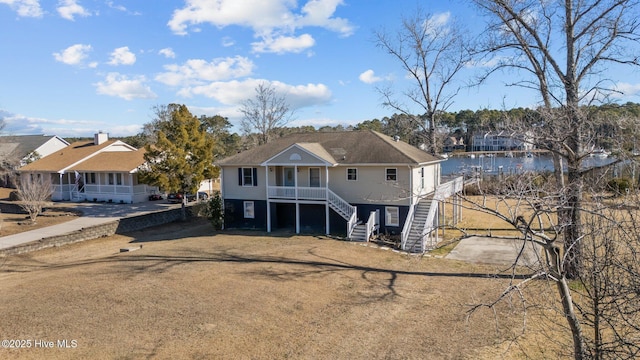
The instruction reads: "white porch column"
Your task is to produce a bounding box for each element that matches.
[295,202,300,234]
[294,165,299,200]
[266,166,271,232]
[325,166,330,235]
[325,203,330,235]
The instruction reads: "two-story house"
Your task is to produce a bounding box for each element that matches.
[217,130,455,251]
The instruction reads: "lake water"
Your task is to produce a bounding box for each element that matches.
[440,153,615,176]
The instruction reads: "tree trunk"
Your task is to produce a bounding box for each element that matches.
[557,277,587,359]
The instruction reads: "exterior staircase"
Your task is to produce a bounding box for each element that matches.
[405,199,433,253]
[327,189,358,239]
[349,223,368,242]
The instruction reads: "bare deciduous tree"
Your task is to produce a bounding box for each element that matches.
[473,0,640,280]
[239,83,295,145]
[459,167,640,359]
[17,175,53,224]
[375,8,470,155]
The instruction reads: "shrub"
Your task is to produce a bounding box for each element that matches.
[607,178,632,196]
[207,192,224,230]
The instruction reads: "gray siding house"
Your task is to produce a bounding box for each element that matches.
[217,130,451,249]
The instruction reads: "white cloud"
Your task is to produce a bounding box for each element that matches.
[57,0,91,21]
[155,56,255,87]
[182,78,332,110]
[0,0,43,17]
[106,1,125,12]
[95,73,157,100]
[252,33,315,54]
[424,12,451,39]
[167,0,354,54]
[0,109,102,136]
[359,69,382,84]
[298,0,353,36]
[108,46,136,65]
[222,37,235,47]
[53,44,92,66]
[612,82,640,98]
[159,47,176,59]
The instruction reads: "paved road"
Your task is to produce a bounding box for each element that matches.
[0,200,182,251]
[446,236,543,267]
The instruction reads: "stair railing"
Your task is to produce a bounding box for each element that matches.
[400,203,416,250]
[365,210,379,241]
[404,176,464,252]
[327,189,358,239]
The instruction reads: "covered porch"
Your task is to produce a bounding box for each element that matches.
[48,171,158,203]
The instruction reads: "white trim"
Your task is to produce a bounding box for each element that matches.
[261,143,336,166]
[385,168,397,182]
[243,201,255,219]
[346,167,357,181]
[309,167,321,187]
[385,206,400,226]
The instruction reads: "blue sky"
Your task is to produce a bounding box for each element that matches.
[1,0,640,138]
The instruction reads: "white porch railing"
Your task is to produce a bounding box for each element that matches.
[268,186,326,200]
[268,186,359,238]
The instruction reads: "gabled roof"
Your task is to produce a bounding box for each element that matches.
[18,139,138,173]
[0,135,69,160]
[218,130,442,166]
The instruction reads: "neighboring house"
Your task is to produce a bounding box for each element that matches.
[18,133,159,204]
[471,131,534,152]
[0,135,69,186]
[443,136,465,153]
[217,130,460,251]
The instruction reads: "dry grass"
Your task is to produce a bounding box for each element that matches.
[0,219,555,360]
[0,188,79,237]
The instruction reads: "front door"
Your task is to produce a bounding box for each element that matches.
[284,167,295,187]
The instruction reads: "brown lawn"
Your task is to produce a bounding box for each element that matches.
[0,188,79,237]
[0,218,560,360]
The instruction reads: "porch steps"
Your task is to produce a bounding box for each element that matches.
[70,191,86,202]
[350,224,368,242]
[405,199,433,253]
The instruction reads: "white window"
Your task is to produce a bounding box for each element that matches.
[309,168,320,187]
[244,201,255,219]
[242,168,254,186]
[386,168,397,181]
[108,173,122,185]
[86,173,96,184]
[385,207,399,227]
[347,168,357,181]
[420,168,425,188]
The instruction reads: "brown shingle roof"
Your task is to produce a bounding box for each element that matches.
[217,130,442,166]
[19,139,120,172]
[69,149,146,173]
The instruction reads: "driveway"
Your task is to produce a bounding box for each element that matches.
[51,200,182,218]
[446,236,543,268]
[0,200,184,251]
